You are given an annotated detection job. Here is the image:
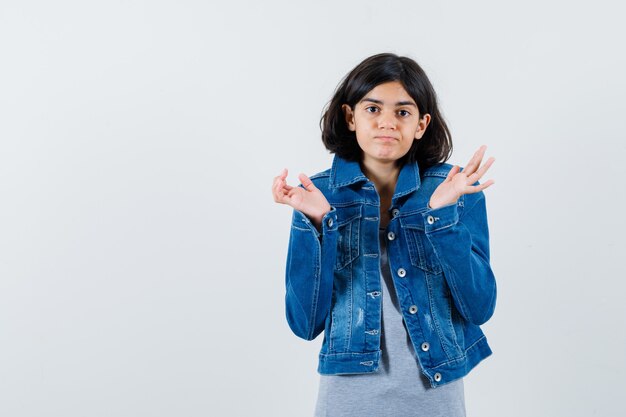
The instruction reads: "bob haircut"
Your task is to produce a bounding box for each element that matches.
[320,53,452,171]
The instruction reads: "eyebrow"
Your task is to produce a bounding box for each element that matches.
[361,98,417,107]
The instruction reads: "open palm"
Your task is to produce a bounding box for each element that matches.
[272,168,331,227]
[429,145,495,209]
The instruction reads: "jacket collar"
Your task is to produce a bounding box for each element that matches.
[329,155,421,199]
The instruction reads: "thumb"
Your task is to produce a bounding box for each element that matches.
[298,173,317,191]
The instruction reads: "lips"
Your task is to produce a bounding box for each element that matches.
[375,136,398,141]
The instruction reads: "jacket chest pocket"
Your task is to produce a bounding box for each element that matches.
[334,206,362,270]
[400,215,442,274]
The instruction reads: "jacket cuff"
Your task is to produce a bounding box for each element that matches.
[422,201,459,232]
[293,206,337,238]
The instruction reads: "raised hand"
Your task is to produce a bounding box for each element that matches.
[429,145,495,209]
[272,168,332,228]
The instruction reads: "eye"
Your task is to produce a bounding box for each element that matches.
[398,109,411,117]
[365,106,379,113]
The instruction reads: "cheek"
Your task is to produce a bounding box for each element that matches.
[355,123,372,136]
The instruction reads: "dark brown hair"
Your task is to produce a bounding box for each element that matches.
[320,53,452,170]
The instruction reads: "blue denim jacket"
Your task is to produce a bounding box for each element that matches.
[284,155,496,387]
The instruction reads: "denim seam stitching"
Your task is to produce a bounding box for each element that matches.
[427,233,473,323]
[345,264,354,351]
[424,271,454,359]
[307,229,322,340]
[430,335,487,369]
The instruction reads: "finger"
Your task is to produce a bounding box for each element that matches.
[278,184,292,200]
[276,184,288,197]
[273,168,288,183]
[274,192,287,204]
[468,145,487,174]
[274,170,293,191]
[274,168,287,179]
[272,177,291,203]
[462,149,480,175]
[272,177,280,196]
[273,185,286,203]
[298,173,317,191]
[473,156,495,181]
[272,182,285,203]
[275,184,294,204]
[476,179,495,191]
[273,171,285,193]
[444,165,460,183]
[464,145,487,176]
[464,179,495,194]
[466,156,495,184]
[272,177,284,196]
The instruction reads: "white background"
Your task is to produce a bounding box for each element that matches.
[1,1,625,416]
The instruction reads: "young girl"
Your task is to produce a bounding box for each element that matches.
[271,53,496,417]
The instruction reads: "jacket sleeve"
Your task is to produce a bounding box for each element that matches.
[422,188,497,325]
[284,206,338,340]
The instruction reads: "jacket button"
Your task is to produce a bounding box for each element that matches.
[387,232,395,241]
[434,372,442,382]
[427,215,435,225]
[327,218,333,227]
[421,342,430,351]
[391,208,400,218]
[409,305,418,314]
[397,268,406,278]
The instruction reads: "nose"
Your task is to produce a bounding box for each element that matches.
[377,111,396,130]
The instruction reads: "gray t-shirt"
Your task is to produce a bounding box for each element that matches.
[314,229,466,417]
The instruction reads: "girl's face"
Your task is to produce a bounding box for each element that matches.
[342,81,430,166]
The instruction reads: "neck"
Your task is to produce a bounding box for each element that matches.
[360,157,400,200]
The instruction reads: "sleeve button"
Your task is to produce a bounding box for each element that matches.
[427,215,435,225]
[434,372,442,382]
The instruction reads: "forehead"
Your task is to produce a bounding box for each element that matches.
[359,81,415,105]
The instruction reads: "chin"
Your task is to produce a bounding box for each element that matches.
[375,155,399,163]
